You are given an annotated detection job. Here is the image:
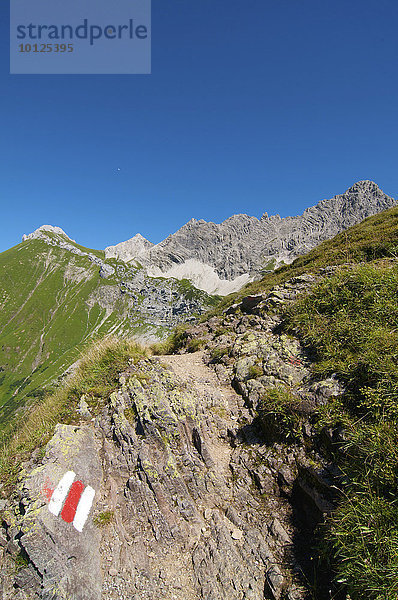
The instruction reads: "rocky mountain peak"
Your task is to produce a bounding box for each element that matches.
[347,179,381,193]
[104,233,154,262]
[19,181,397,297]
[22,225,72,242]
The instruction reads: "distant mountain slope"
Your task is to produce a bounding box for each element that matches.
[105,181,396,294]
[0,229,216,432]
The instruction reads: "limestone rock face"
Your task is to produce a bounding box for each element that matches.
[105,181,396,294]
[22,225,73,242]
[22,181,396,296]
[105,233,154,262]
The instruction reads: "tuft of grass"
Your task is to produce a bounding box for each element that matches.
[248,363,263,379]
[93,509,114,527]
[151,325,189,355]
[327,494,398,599]
[257,386,303,443]
[186,338,205,353]
[14,550,30,572]
[209,346,231,362]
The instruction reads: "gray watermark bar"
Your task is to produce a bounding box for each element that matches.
[10,0,151,74]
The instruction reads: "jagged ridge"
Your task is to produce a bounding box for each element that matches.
[105,181,396,294]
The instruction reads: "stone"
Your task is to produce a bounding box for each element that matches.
[99,264,115,279]
[310,377,345,404]
[231,528,243,540]
[8,425,103,600]
[78,396,92,418]
[240,295,264,313]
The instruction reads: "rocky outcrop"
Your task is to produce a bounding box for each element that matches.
[87,267,213,336]
[105,181,396,294]
[22,225,103,267]
[0,425,102,599]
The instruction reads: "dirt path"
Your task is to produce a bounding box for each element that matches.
[160,350,249,478]
[161,350,245,419]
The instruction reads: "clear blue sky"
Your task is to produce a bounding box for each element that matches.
[1,0,397,253]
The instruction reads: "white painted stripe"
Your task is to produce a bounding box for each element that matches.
[48,471,76,517]
[73,485,95,532]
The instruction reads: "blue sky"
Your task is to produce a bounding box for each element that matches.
[1,0,397,253]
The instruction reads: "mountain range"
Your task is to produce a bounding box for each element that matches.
[104,180,396,294]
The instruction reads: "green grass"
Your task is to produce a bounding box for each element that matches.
[93,509,114,527]
[258,385,303,443]
[151,324,190,355]
[209,346,231,362]
[281,262,398,599]
[284,263,398,413]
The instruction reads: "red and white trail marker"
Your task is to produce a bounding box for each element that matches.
[47,471,95,532]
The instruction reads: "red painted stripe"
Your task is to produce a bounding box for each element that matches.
[61,480,85,523]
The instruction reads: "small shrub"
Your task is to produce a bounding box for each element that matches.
[213,326,228,337]
[210,346,231,362]
[151,325,189,355]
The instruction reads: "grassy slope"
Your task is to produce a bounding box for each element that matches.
[0,235,215,435]
[282,263,398,599]
[0,337,147,490]
[0,239,118,429]
[250,207,398,599]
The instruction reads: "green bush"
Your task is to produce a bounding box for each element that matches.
[187,338,205,353]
